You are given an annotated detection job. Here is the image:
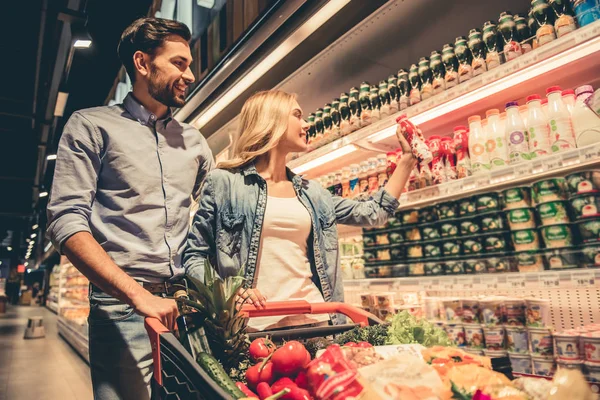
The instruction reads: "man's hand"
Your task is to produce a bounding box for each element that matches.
[236,287,267,310]
[131,291,179,331]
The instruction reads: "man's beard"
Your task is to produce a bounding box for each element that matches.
[147,63,186,108]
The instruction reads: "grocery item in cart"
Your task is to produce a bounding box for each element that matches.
[504,298,526,326]
[532,0,558,46]
[540,224,575,248]
[483,325,506,350]
[573,85,600,147]
[526,94,553,158]
[577,218,600,243]
[532,177,568,204]
[430,50,446,94]
[506,326,529,352]
[509,352,533,374]
[566,170,600,196]
[441,43,459,89]
[464,324,485,348]
[532,354,556,376]
[507,208,537,230]
[480,298,504,325]
[498,12,523,61]
[526,298,551,327]
[511,228,541,251]
[468,28,487,77]
[547,86,577,152]
[454,36,473,83]
[570,193,600,219]
[543,246,579,269]
[554,330,580,361]
[537,200,570,225]
[529,327,554,355]
[550,0,578,37]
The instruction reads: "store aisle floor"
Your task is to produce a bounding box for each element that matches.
[0,305,92,400]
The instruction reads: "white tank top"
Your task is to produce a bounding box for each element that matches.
[248,196,329,331]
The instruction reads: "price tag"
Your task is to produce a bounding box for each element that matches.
[442,278,456,291]
[572,270,595,288]
[580,146,600,163]
[456,276,474,290]
[540,272,560,288]
[504,275,526,289]
[422,280,435,291]
[485,276,499,290]
[542,156,562,171]
[474,175,490,188]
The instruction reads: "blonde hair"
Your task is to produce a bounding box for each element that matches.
[218,90,297,169]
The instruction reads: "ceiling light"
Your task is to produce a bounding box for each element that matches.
[26,238,30,243]
[39,191,48,198]
[292,145,358,175]
[46,154,57,161]
[7,247,12,251]
[31,233,37,238]
[26,269,31,273]
[191,0,351,129]
[32,224,39,230]
[73,39,92,48]
[44,242,53,252]
[24,262,28,267]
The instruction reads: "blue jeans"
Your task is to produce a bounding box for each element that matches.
[88,289,152,400]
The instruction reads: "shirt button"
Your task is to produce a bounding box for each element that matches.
[150,114,156,120]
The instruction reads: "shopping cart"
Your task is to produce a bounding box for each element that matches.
[145,300,383,400]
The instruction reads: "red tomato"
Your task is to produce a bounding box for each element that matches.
[249,338,276,362]
[343,342,358,347]
[271,341,308,376]
[245,361,275,390]
[357,341,373,348]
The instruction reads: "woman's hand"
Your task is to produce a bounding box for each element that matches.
[395,125,417,166]
[235,287,267,310]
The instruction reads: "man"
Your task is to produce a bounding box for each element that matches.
[46,18,214,399]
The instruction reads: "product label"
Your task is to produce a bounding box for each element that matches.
[556,15,577,37]
[466,327,484,348]
[484,329,506,350]
[544,225,570,241]
[503,41,522,61]
[349,178,360,196]
[549,117,576,152]
[485,52,501,69]
[508,131,531,163]
[537,24,557,46]
[528,122,552,154]
[531,332,554,355]
[506,329,529,352]
[538,202,568,221]
[505,188,526,204]
[514,230,536,244]
[505,304,526,326]
[509,209,533,223]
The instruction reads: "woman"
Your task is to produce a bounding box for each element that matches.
[183,90,416,330]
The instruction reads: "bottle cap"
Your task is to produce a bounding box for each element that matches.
[526,94,542,102]
[546,86,562,94]
[575,85,594,97]
[453,126,468,132]
[505,101,519,108]
[396,115,407,123]
[542,98,549,105]
[468,115,481,124]
[562,89,575,96]
[486,109,500,117]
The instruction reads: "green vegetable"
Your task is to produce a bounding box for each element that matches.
[196,352,246,398]
[333,324,389,347]
[450,381,472,400]
[385,311,453,347]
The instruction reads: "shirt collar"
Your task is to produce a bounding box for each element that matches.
[123,93,174,126]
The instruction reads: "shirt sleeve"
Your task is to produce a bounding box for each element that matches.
[192,134,215,202]
[329,186,399,227]
[46,112,103,253]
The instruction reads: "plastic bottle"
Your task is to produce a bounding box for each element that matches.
[359,82,373,127]
[562,89,576,116]
[485,109,509,169]
[526,94,553,159]
[542,98,549,118]
[572,85,600,147]
[428,136,445,184]
[468,115,490,174]
[441,137,458,181]
[333,171,343,197]
[341,167,351,198]
[532,0,557,46]
[408,64,422,105]
[349,164,361,198]
[367,157,379,194]
[376,154,388,189]
[505,101,531,164]
[453,126,471,178]
[572,0,600,27]
[370,84,382,123]
[519,105,529,128]
[358,161,369,196]
[550,0,577,37]
[326,174,335,195]
[547,86,577,152]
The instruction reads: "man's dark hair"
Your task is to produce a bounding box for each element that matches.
[117,17,191,82]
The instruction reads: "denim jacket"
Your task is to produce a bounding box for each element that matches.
[183,162,399,325]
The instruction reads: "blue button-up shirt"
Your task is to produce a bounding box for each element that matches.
[46,93,214,282]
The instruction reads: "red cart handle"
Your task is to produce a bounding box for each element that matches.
[241,301,371,327]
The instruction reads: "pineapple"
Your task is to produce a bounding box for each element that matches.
[176,260,250,372]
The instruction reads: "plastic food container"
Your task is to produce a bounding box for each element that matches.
[404,226,422,242]
[391,264,408,277]
[375,232,390,246]
[585,361,600,383]
[363,234,376,247]
[461,298,481,323]
[487,257,513,273]
[458,197,477,216]
[480,214,505,232]
[581,243,600,267]
[420,226,440,241]
[515,250,545,273]
[529,327,554,355]
[442,240,461,256]
[399,209,419,225]
[554,331,580,361]
[442,298,463,322]
[390,245,404,260]
[507,208,537,230]
[480,298,505,325]
[504,299,526,326]
[557,360,583,372]
[437,202,458,220]
[440,220,459,237]
[409,262,426,276]
[424,261,444,276]
[570,193,600,219]
[526,298,551,327]
[483,326,506,350]
[576,218,600,243]
[445,323,466,347]
[565,170,600,196]
[406,244,423,258]
[389,231,404,244]
[542,247,579,270]
[464,323,485,348]
[509,352,532,374]
[464,259,489,274]
[532,177,568,205]
[363,250,377,262]
[464,347,485,356]
[484,349,508,359]
[376,293,395,308]
[460,220,480,236]
[582,331,600,363]
[386,214,401,228]
[505,326,529,353]
[462,238,484,255]
[536,201,570,226]
[532,355,556,376]
[541,224,575,248]
[419,206,438,223]
[444,260,465,275]
[424,243,442,258]
[377,248,392,262]
[475,193,502,213]
[484,234,509,253]
[502,186,533,209]
[511,229,541,251]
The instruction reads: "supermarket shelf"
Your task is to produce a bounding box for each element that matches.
[61,298,88,306]
[46,301,59,314]
[337,224,363,238]
[58,316,89,363]
[397,143,600,210]
[344,269,600,292]
[288,20,600,178]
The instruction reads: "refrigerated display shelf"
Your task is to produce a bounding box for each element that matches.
[57,316,89,363]
[288,20,600,178]
[46,301,59,314]
[61,297,88,306]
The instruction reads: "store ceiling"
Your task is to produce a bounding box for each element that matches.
[0,0,151,263]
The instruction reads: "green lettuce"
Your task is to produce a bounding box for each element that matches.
[385,311,453,347]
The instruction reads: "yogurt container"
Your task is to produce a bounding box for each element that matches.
[502,186,533,209]
[511,229,541,251]
[505,326,529,353]
[570,193,600,219]
[461,298,481,323]
[507,208,537,230]
[532,355,556,377]
[515,250,545,273]
[576,218,600,243]
[480,214,505,232]
[540,224,575,248]
[440,221,460,238]
[532,178,568,205]
[442,298,463,322]
[581,243,600,267]
[463,259,489,274]
[582,331,600,363]
[463,347,485,356]
[399,209,419,225]
[542,247,579,270]
[475,193,502,213]
[464,323,485,348]
[445,323,466,347]
[565,170,600,196]
[458,197,477,216]
[483,326,506,350]
[554,331,581,361]
[462,238,484,255]
[437,202,458,220]
[460,220,480,236]
[557,360,583,372]
[504,299,526,326]
[526,298,551,327]
[509,352,533,374]
[484,349,508,359]
[585,361,600,383]
[529,327,554,356]
[420,226,440,241]
[480,298,505,325]
[536,200,570,226]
